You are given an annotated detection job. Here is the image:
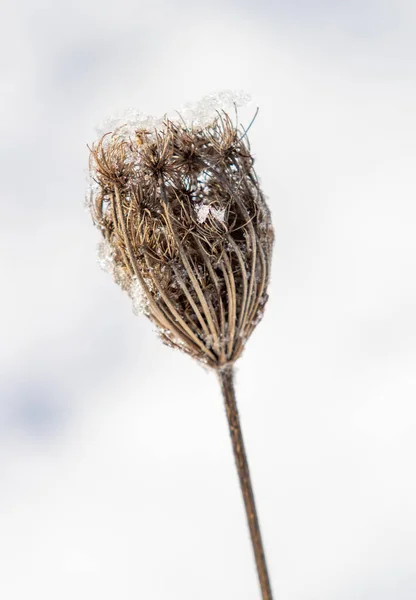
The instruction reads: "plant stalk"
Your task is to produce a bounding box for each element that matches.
[218,365,274,600]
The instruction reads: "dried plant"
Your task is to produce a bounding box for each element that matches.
[88,103,274,599]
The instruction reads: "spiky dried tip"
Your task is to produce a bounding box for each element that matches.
[88,110,274,369]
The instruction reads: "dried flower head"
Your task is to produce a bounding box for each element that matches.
[88,108,274,369]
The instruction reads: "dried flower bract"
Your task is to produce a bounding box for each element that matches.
[88,110,274,369]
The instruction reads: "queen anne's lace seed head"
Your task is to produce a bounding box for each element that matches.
[88,96,274,369]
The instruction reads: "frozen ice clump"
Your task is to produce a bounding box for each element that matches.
[196,204,210,224]
[178,90,252,128]
[97,240,147,314]
[85,176,100,211]
[95,90,252,139]
[195,204,226,224]
[97,239,115,274]
[210,207,225,223]
[96,107,164,141]
[129,276,149,316]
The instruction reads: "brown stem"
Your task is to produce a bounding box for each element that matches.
[218,365,274,600]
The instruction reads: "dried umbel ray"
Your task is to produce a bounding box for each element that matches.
[88,108,275,599]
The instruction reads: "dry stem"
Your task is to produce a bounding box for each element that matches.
[88,108,275,594]
[218,365,273,600]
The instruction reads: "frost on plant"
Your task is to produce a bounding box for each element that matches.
[129,276,149,316]
[95,90,251,141]
[87,91,273,368]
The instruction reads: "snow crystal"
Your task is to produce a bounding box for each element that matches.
[112,264,131,291]
[84,177,100,211]
[196,204,226,224]
[210,207,225,223]
[178,90,252,128]
[97,238,150,315]
[97,239,114,273]
[96,107,164,140]
[94,90,252,139]
[129,276,149,316]
[97,240,131,293]
[196,204,210,224]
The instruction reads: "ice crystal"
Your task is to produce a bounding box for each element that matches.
[196,204,210,224]
[129,277,149,316]
[95,90,251,140]
[178,90,251,128]
[195,204,226,224]
[97,239,114,274]
[96,108,164,141]
[211,207,225,223]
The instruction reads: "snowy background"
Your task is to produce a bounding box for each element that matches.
[1,1,416,599]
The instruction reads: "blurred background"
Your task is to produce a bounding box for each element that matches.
[1,1,416,599]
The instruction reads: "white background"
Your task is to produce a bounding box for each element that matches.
[1,1,416,598]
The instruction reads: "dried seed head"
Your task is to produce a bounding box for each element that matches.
[88,108,274,369]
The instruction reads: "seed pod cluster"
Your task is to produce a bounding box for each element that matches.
[88,111,274,369]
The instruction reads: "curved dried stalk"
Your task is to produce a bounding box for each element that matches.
[88,107,275,598]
